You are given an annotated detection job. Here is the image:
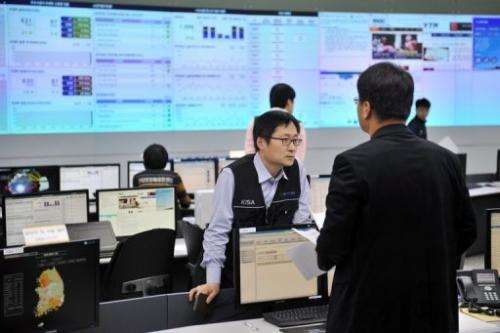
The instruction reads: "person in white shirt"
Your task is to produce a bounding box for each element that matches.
[244,83,307,161]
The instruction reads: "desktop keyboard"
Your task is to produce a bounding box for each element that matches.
[99,250,115,259]
[263,304,329,327]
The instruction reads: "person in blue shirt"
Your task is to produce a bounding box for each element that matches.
[188,110,312,304]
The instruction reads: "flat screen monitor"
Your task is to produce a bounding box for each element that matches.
[96,187,176,237]
[127,160,172,188]
[60,164,120,200]
[2,2,500,135]
[457,153,467,179]
[309,175,330,214]
[0,239,99,332]
[1,190,89,247]
[217,157,237,174]
[486,209,500,271]
[172,158,217,192]
[234,224,326,307]
[0,166,60,196]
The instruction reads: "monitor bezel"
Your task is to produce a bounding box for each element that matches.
[0,239,100,332]
[1,189,90,248]
[308,174,331,180]
[59,163,121,200]
[457,153,467,179]
[0,164,62,195]
[127,160,174,188]
[171,157,218,189]
[233,223,329,311]
[95,186,177,235]
[485,208,500,269]
[217,157,238,176]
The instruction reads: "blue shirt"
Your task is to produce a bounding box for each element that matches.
[201,153,312,284]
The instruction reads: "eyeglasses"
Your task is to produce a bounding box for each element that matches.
[266,136,303,147]
[353,97,359,105]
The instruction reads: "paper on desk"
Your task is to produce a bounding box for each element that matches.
[459,310,500,332]
[438,136,458,154]
[312,212,326,230]
[287,229,325,280]
[293,227,320,245]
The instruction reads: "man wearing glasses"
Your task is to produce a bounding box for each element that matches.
[244,83,307,161]
[189,110,312,304]
[316,63,476,333]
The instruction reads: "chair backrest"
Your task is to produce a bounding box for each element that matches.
[102,228,176,301]
[181,220,204,264]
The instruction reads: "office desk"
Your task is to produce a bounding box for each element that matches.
[469,186,500,198]
[468,185,500,255]
[75,289,498,333]
[160,313,500,333]
[99,238,187,264]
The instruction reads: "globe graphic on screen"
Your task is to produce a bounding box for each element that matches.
[7,169,49,194]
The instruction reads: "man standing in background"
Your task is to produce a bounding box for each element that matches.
[408,97,431,139]
[244,83,307,161]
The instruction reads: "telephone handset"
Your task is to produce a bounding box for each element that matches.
[457,269,500,308]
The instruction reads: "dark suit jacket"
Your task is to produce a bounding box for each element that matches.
[408,116,427,140]
[316,124,476,333]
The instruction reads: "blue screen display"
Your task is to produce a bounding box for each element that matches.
[473,18,500,71]
[0,2,499,134]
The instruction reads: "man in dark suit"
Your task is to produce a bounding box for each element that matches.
[316,62,476,333]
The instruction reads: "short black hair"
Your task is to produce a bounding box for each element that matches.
[143,144,168,169]
[253,111,300,152]
[415,98,431,109]
[357,62,414,121]
[269,83,296,108]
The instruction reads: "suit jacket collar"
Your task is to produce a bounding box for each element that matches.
[371,123,412,139]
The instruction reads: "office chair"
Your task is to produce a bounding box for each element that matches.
[101,228,176,301]
[181,220,206,288]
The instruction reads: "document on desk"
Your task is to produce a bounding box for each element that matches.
[287,228,325,280]
[438,136,458,154]
[293,228,320,245]
[459,311,500,333]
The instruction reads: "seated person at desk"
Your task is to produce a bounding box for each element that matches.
[133,143,191,209]
[189,111,312,304]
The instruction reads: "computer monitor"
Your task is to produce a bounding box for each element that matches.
[127,160,172,188]
[60,164,120,200]
[0,165,60,195]
[96,187,176,238]
[1,190,89,247]
[485,209,500,271]
[172,158,217,192]
[217,157,237,174]
[0,239,99,332]
[496,150,500,181]
[309,175,330,214]
[234,224,327,308]
[457,153,467,179]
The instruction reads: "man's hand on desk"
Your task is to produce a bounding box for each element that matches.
[188,283,220,304]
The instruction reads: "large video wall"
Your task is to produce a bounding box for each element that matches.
[0,1,499,134]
